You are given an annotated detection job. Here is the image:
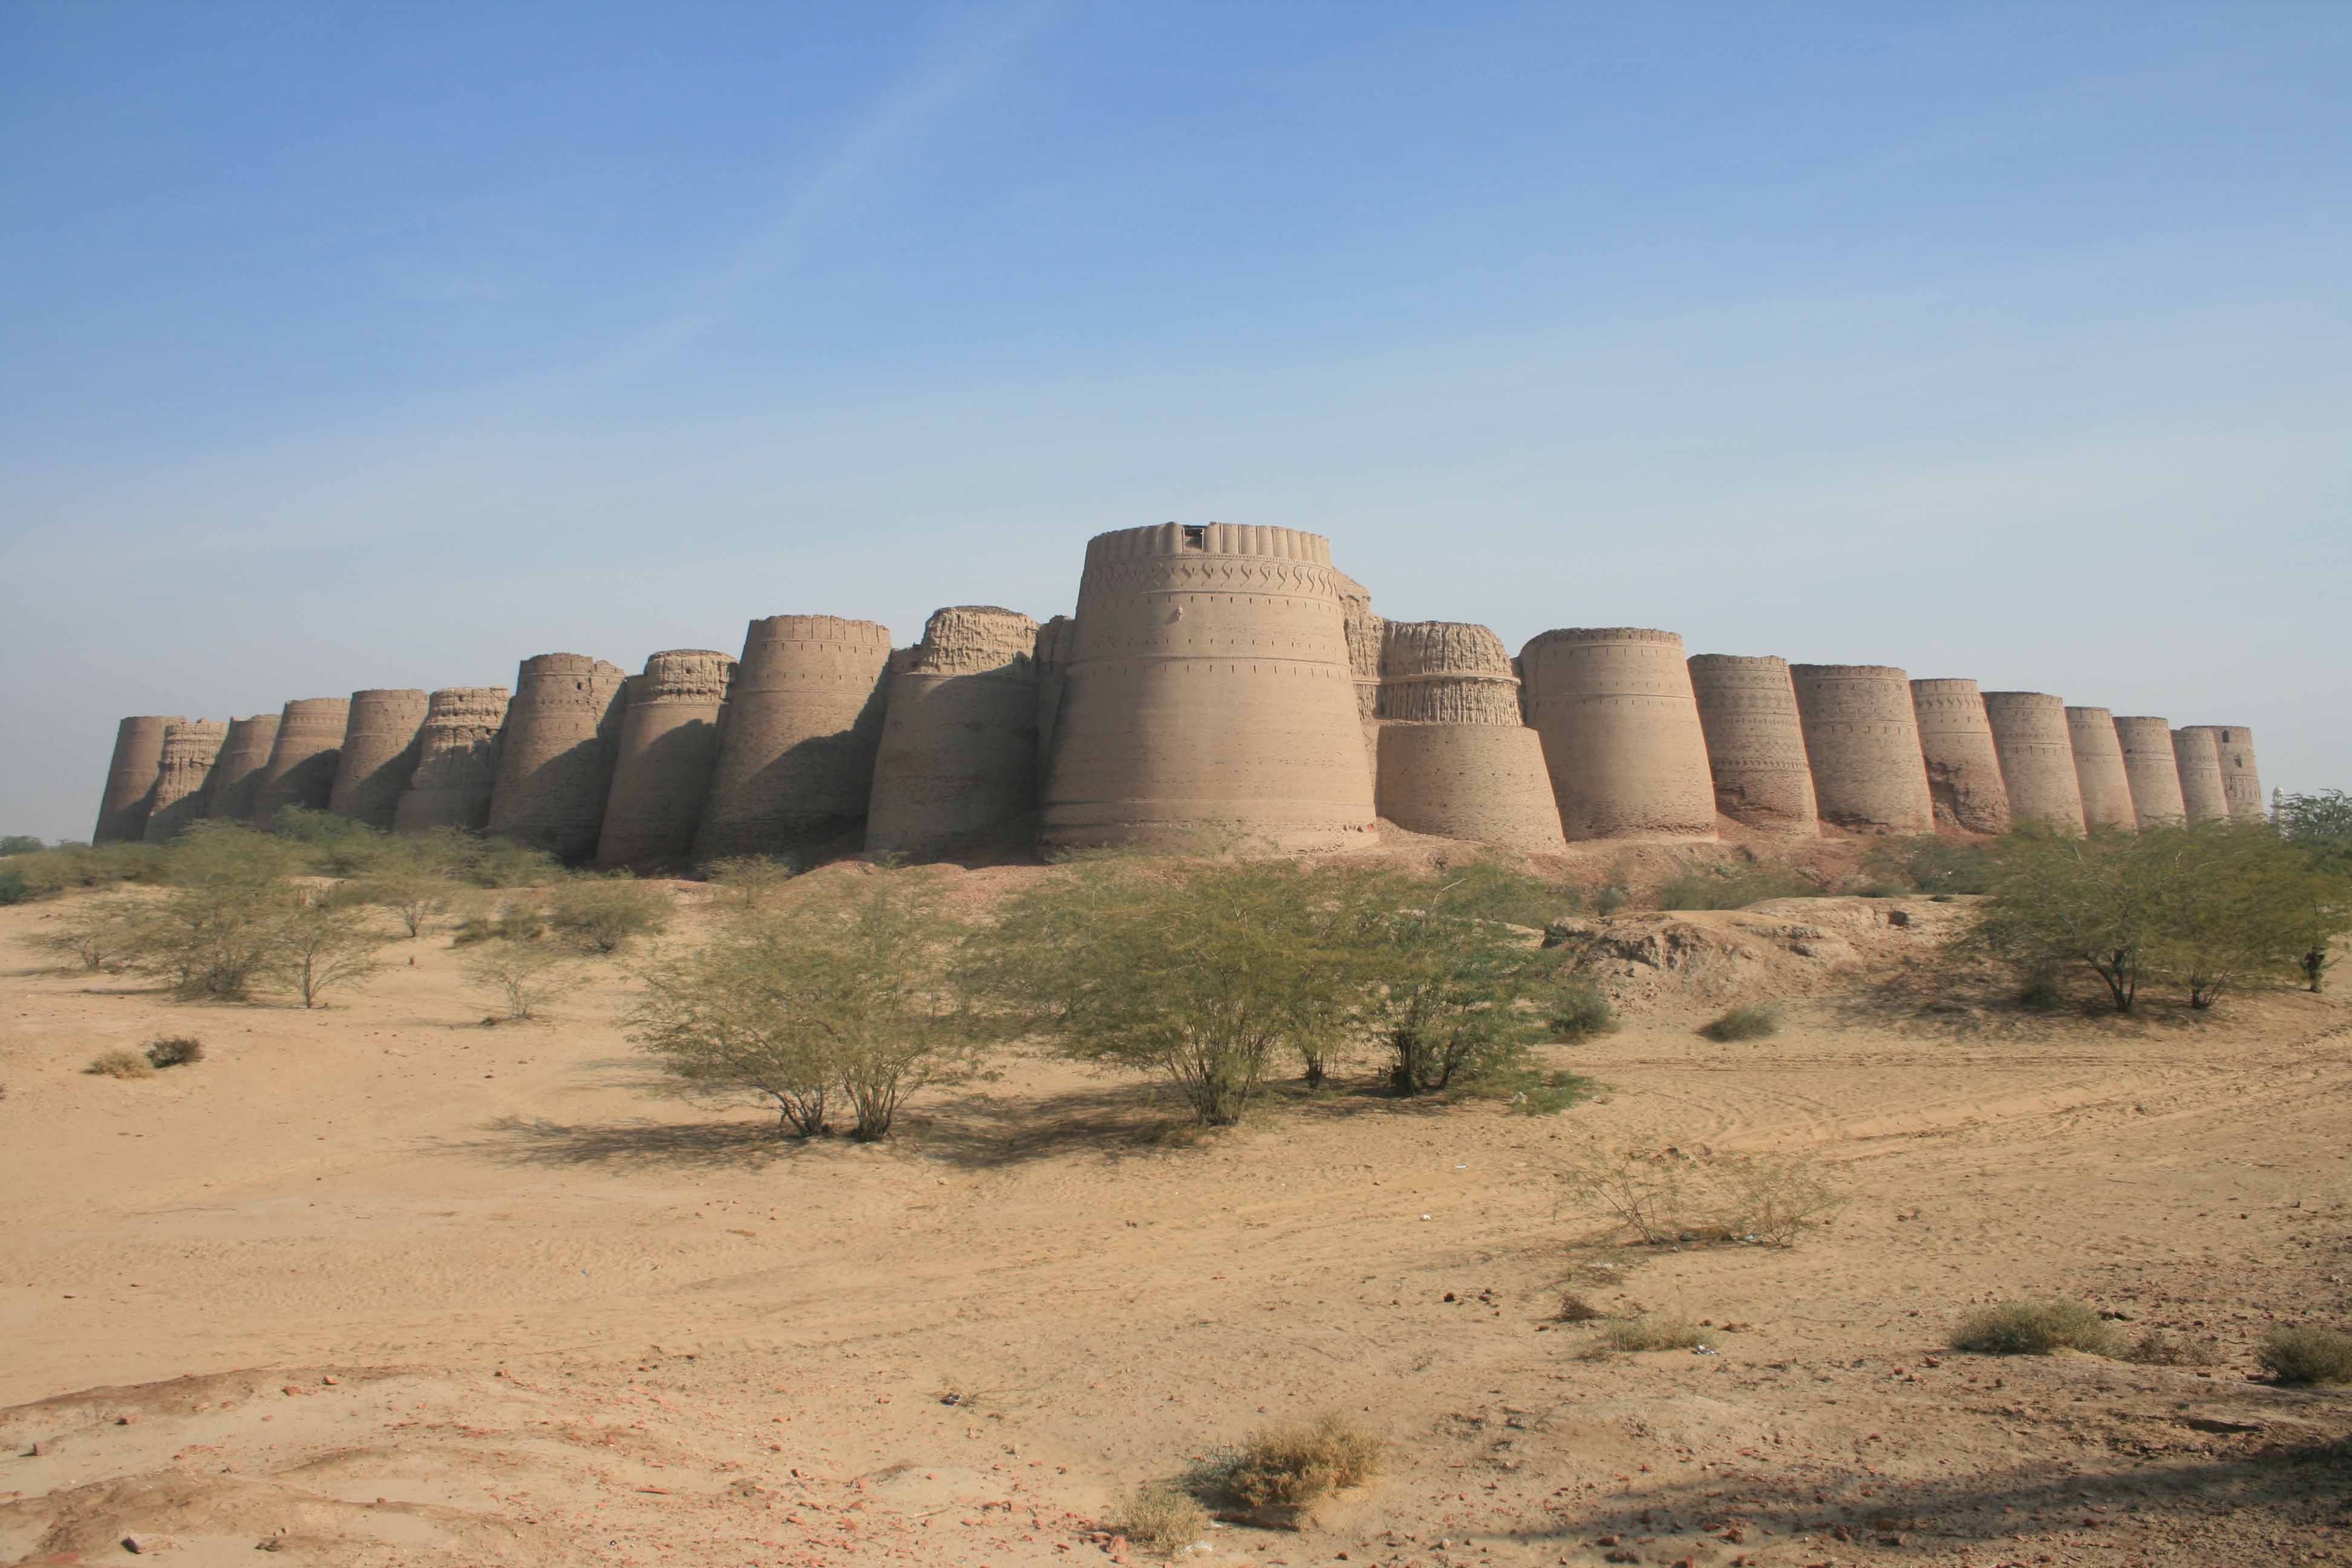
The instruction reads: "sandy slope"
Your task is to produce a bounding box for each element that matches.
[2,871,2349,1567]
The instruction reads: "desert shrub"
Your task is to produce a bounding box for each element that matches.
[1552,980,1617,1042]
[128,825,302,999]
[1950,1299,2120,1357]
[1433,858,1574,929]
[2123,1329,2215,1367]
[451,901,547,946]
[5,841,166,900]
[346,851,460,938]
[550,877,673,953]
[967,858,1356,1126]
[1655,866,1819,911]
[1555,1148,1695,1245]
[1598,1315,1705,1353]
[1556,1293,1605,1323]
[0,834,44,856]
[633,877,976,1140]
[1557,1146,1840,1247]
[2014,968,2066,1011]
[28,896,143,972]
[1119,1483,1208,1557]
[2138,823,2351,1008]
[704,855,798,908]
[465,837,567,889]
[144,1036,204,1068]
[1710,1154,1846,1246]
[1593,883,1630,915]
[264,893,389,1007]
[1217,1415,1383,1510]
[267,807,401,876]
[462,938,578,1022]
[1699,1002,1783,1042]
[2258,1326,2352,1385]
[85,1049,155,1080]
[0,864,27,906]
[2275,789,2352,878]
[1864,835,1997,895]
[1491,1068,1596,1116]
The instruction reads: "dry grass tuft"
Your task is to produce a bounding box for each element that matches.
[2258,1326,2352,1385]
[1119,1483,1208,1557]
[1219,1414,1383,1511]
[144,1036,204,1069]
[1556,1293,1606,1323]
[85,1049,155,1080]
[1597,1315,1705,1353]
[2122,1328,2216,1367]
[1950,1299,2120,1357]
[1699,1002,1783,1042]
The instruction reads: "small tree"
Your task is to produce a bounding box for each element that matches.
[2142,823,2351,1007]
[631,877,975,1139]
[30,895,144,973]
[966,858,1350,1126]
[128,823,302,999]
[1970,826,2163,1011]
[704,855,797,909]
[264,893,389,1008]
[462,938,577,1022]
[0,834,43,856]
[2275,789,2352,878]
[550,877,673,953]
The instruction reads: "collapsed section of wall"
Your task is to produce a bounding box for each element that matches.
[1686,655,1819,834]
[2066,707,2138,830]
[865,607,1040,861]
[1371,621,1564,853]
[595,650,736,871]
[2198,725,2265,822]
[249,698,352,825]
[485,655,628,862]
[327,688,430,830]
[206,714,281,822]
[1520,628,1717,841]
[2169,727,2230,824]
[1040,523,1376,852]
[93,716,181,844]
[1983,692,2086,831]
[1788,664,1935,834]
[143,720,228,841]
[694,616,895,862]
[394,687,511,834]
[2112,716,2187,826]
[1909,678,2012,834]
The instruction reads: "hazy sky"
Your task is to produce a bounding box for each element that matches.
[4,2,2346,840]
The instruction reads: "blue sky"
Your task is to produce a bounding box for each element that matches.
[3,2,2345,839]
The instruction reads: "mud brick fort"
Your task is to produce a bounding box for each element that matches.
[90,523,2267,861]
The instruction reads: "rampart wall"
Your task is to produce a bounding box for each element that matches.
[1909,678,2012,834]
[485,655,628,862]
[1520,628,1716,840]
[328,688,430,830]
[2170,728,2230,823]
[93,716,180,844]
[143,720,227,841]
[595,650,735,871]
[2066,707,2138,830]
[694,616,894,861]
[393,688,510,834]
[865,607,1041,860]
[1685,655,1818,834]
[205,715,281,822]
[249,698,351,824]
[2112,716,2187,826]
[1789,665,1935,833]
[1982,692,2086,831]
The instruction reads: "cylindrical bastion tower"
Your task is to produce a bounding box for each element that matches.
[2112,716,2187,826]
[1909,678,2012,834]
[1040,523,1376,852]
[2169,727,2230,824]
[485,655,629,862]
[143,720,228,841]
[1033,615,1077,786]
[1788,664,1935,834]
[2194,725,2265,822]
[93,715,181,844]
[1520,629,1717,841]
[865,606,1042,861]
[1334,571,1385,788]
[594,650,736,871]
[1982,692,2086,831]
[327,688,430,830]
[249,697,351,825]
[695,616,895,861]
[1373,621,1567,854]
[393,687,510,834]
[1686,655,1818,834]
[205,714,281,822]
[2066,707,2138,830]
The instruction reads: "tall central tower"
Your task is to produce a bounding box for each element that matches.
[1040,523,1376,851]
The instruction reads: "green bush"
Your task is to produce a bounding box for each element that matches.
[1699,1002,1783,1042]
[0,864,27,906]
[0,834,45,856]
[452,901,547,946]
[1950,1299,2120,1357]
[1863,835,1997,895]
[144,1036,204,1068]
[704,855,799,907]
[1552,980,1617,1041]
[549,877,673,952]
[2258,1326,2352,1385]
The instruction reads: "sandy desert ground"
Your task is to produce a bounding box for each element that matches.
[3,858,2349,1568]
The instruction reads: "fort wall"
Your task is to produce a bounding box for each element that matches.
[1372,621,1566,853]
[2112,716,2187,826]
[484,655,628,863]
[1786,664,1935,834]
[249,698,351,824]
[1909,678,2013,834]
[1982,692,2086,831]
[93,716,181,844]
[393,687,510,834]
[866,606,1041,861]
[694,616,895,861]
[327,688,430,830]
[205,715,280,822]
[1520,628,1717,841]
[595,650,736,871]
[1033,615,1077,789]
[1685,654,1819,834]
[2065,707,2138,830]
[2169,727,2231,824]
[2194,725,2266,822]
[1041,523,1376,851]
[142,720,227,841]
